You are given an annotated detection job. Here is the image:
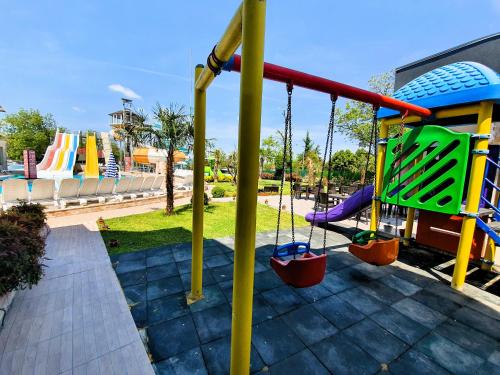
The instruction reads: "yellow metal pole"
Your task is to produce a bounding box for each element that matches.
[188,64,206,304]
[435,105,480,119]
[403,154,423,246]
[370,120,389,232]
[403,208,415,246]
[230,1,266,374]
[196,4,243,91]
[452,101,494,290]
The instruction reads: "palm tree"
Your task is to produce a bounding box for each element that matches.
[143,104,192,215]
[185,116,216,155]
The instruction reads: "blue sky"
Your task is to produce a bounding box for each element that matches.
[1,0,499,153]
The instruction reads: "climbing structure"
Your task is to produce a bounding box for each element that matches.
[375,61,500,290]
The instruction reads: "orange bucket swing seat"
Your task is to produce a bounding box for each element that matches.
[348,231,399,266]
[270,242,327,288]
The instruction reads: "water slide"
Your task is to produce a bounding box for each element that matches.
[37,132,80,179]
[85,134,99,178]
[37,131,63,171]
[305,185,374,224]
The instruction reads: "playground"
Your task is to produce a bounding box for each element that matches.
[0,1,499,375]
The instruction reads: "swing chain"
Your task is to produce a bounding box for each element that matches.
[275,84,294,251]
[287,83,296,244]
[393,110,408,237]
[309,94,337,254]
[374,108,383,232]
[323,94,337,251]
[354,105,377,234]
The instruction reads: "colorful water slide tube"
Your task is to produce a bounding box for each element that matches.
[305,185,374,224]
[85,134,99,178]
[37,132,80,179]
[37,131,63,171]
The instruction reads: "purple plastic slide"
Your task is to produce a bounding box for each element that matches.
[305,185,374,224]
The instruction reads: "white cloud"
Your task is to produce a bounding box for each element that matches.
[108,83,142,100]
[72,106,84,113]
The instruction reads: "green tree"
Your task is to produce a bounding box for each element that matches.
[142,104,193,215]
[335,71,395,147]
[330,149,359,185]
[260,135,280,174]
[212,148,226,182]
[226,150,238,184]
[0,109,63,160]
[296,131,321,178]
[355,148,375,184]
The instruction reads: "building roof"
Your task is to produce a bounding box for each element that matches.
[397,33,500,75]
[378,61,500,118]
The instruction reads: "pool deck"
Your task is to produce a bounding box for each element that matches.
[0,201,499,374]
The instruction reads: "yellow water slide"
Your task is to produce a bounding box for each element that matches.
[85,133,99,178]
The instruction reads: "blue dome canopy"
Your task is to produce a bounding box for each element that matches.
[378,61,500,118]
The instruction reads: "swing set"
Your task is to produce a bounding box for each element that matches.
[189,1,430,373]
[223,56,428,286]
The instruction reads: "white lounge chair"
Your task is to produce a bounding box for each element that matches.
[140,176,156,197]
[126,176,145,199]
[30,179,56,207]
[113,177,132,201]
[78,178,99,205]
[151,175,166,196]
[1,179,29,209]
[96,177,116,202]
[57,178,81,208]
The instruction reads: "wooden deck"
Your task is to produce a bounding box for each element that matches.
[0,222,154,375]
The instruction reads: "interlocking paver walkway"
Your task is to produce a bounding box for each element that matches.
[110,227,500,374]
[0,222,154,375]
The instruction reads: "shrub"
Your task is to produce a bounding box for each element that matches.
[260,172,274,180]
[190,193,209,206]
[5,201,47,231]
[218,174,233,183]
[204,175,214,183]
[0,217,46,295]
[211,186,225,198]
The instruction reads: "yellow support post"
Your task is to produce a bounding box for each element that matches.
[403,154,423,246]
[195,4,243,91]
[230,1,266,374]
[403,208,415,246]
[452,101,494,290]
[435,104,480,119]
[370,120,389,232]
[188,65,206,304]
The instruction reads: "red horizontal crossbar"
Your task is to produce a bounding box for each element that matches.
[224,54,431,117]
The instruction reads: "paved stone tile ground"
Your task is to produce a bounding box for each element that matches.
[109,227,500,374]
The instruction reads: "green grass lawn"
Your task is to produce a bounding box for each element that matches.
[214,179,291,197]
[101,202,307,255]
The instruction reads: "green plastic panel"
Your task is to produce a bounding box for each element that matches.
[381,125,470,215]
